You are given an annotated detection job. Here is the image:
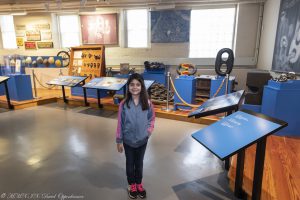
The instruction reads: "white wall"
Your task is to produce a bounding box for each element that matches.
[0,3,262,89]
[257,0,281,70]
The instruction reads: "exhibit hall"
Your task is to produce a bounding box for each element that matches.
[0,0,298,200]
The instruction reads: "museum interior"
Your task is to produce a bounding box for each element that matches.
[0,0,299,199]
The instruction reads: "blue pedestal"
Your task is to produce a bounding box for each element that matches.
[261,80,300,136]
[142,71,166,85]
[71,86,107,98]
[210,76,235,98]
[5,74,33,101]
[174,75,195,110]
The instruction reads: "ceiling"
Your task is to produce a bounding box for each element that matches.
[0,0,266,14]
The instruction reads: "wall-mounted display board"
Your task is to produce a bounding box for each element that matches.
[272,0,300,74]
[69,45,106,82]
[80,14,118,45]
[151,10,190,43]
[15,22,53,50]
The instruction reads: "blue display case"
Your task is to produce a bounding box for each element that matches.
[2,74,33,101]
[174,75,196,110]
[71,86,107,99]
[210,76,235,98]
[142,71,166,85]
[261,80,300,136]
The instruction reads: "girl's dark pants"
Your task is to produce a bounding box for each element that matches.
[123,142,147,185]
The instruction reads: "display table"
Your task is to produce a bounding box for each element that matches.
[192,110,287,200]
[261,80,300,136]
[188,90,245,170]
[0,76,13,109]
[188,90,245,118]
[47,76,88,105]
[83,77,128,108]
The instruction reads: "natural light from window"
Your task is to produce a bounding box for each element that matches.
[127,9,148,48]
[59,15,80,48]
[189,8,236,58]
[0,15,17,49]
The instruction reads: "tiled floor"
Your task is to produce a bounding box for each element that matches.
[0,104,238,200]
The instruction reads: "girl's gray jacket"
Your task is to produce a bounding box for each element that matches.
[116,99,155,148]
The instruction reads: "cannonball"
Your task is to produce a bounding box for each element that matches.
[43,58,49,67]
[25,57,32,64]
[36,56,43,64]
[48,56,55,64]
[32,60,37,68]
[55,59,62,67]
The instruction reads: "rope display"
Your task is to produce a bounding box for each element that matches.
[212,76,227,98]
[33,74,56,89]
[169,77,200,108]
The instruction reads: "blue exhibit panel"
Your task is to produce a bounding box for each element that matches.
[261,80,300,136]
[192,111,283,160]
[210,76,235,98]
[5,74,33,101]
[142,71,166,85]
[71,86,107,98]
[174,75,196,110]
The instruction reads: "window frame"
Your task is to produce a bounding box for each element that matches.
[57,14,81,48]
[189,6,237,58]
[125,8,150,48]
[0,15,17,49]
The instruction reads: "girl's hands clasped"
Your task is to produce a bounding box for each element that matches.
[117,143,123,153]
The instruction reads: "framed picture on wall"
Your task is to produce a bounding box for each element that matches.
[272,0,300,74]
[80,14,118,45]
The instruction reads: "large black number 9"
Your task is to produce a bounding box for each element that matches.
[215,48,234,76]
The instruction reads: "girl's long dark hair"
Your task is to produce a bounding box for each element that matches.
[125,73,149,110]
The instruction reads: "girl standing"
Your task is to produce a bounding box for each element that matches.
[116,73,155,199]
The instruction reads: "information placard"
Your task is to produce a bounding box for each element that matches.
[192,110,287,160]
[188,90,245,118]
[83,77,127,90]
[47,76,87,87]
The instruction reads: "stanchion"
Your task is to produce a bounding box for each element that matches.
[225,74,229,95]
[32,69,38,98]
[161,72,172,112]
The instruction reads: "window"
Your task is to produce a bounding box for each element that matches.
[126,9,149,48]
[59,15,80,48]
[189,8,236,58]
[0,15,17,49]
